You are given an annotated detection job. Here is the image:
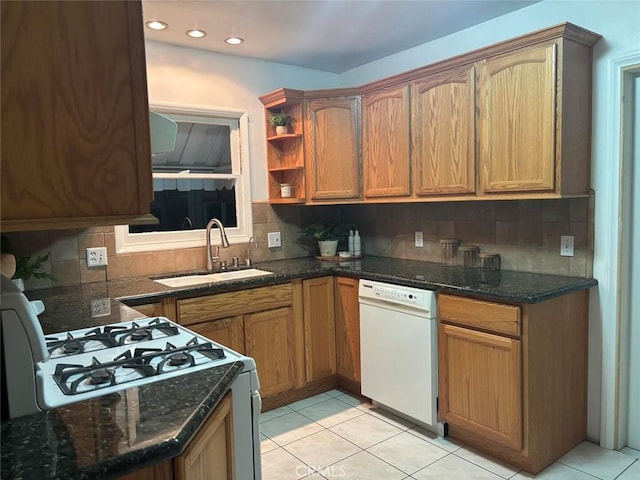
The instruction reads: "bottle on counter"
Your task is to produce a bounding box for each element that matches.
[348,230,355,255]
[353,229,362,256]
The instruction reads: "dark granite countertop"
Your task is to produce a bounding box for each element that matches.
[1,361,244,480]
[3,255,596,479]
[28,256,597,333]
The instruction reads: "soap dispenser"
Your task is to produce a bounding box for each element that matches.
[348,230,355,255]
[353,229,361,256]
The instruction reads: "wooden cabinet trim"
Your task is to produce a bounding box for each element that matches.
[177,284,293,325]
[439,294,520,336]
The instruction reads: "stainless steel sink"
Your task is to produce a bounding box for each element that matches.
[153,269,274,288]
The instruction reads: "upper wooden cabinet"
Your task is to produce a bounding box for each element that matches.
[259,89,306,204]
[262,23,600,205]
[477,43,556,193]
[477,36,598,196]
[411,65,476,195]
[1,0,155,232]
[362,85,411,198]
[305,96,361,201]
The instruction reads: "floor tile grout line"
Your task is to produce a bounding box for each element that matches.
[364,442,455,477]
[450,450,519,479]
[557,458,622,480]
[613,458,639,480]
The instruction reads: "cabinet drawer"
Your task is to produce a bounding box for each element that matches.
[177,284,293,325]
[439,294,520,336]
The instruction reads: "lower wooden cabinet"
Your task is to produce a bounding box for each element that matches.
[245,306,300,397]
[174,392,235,480]
[120,392,234,480]
[334,277,360,383]
[438,291,588,474]
[303,277,336,382]
[439,323,522,450]
[176,283,305,400]
[190,316,245,355]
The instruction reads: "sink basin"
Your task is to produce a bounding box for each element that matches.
[153,269,274,288]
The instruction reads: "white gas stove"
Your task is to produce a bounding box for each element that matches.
[0,275,262,478]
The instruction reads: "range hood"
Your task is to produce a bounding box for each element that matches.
[149,111,177,155]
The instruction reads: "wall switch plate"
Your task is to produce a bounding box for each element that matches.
[560,235,575,257]
[267,232,281,248]
[86,247,108,267]
[415,231,424,247]
[91,298,111,317]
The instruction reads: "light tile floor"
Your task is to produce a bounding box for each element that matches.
[260,389,639,480]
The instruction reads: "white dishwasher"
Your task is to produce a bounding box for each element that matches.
[359,279,439,431]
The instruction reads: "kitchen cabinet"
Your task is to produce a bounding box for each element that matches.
[191,317,245,355]
[259,89,306,204]
[121,393,234,480]
[438,291,589,473]
[334,277,361,389]
[176,283,305,400]
[477,35,599,195]
[302,277,336,383]
[304,95,362,201]
[1,0,155,232]
[411,65,476,195]
[174,392,235,480]
[262,23,599,205]
[362,85,411,198]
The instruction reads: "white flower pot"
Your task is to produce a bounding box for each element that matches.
[275,125,288,135]
[318,240,338,257]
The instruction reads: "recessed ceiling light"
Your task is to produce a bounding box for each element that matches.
[186,29,207,39]
[225,37,244,45]
[145,20,168,31]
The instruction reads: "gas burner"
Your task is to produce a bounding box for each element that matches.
[90,369,113,385]
[46,332,118,357]
[168,353,190,366]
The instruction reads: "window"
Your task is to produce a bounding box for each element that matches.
[115,104,252,253]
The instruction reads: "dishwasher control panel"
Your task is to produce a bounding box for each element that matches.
[359,279,436,316]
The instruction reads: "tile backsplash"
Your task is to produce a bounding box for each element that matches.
[4,197,593,291]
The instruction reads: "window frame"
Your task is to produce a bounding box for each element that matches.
[115,103,252,253]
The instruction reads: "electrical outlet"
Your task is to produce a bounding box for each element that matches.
[560,235,575,257]
[91,298,111,317]
[415,231,424,247]
[267,232,281,248]
[86,247,108,267]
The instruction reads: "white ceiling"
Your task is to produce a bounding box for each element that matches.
[141,0,540,73]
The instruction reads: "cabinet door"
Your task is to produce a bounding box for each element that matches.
[334,277,360,382]
[174,392,234,480]
[477,43,557,193]
[245,307,298,397]
[190,317,246,354]
[412,65,476,195]
[305,96,361,200]
[362,85,411,197]
[439,323,522,450]
[303,277,336,382]
[0,0,153,232]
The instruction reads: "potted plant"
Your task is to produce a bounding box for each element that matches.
[269,110,294,135]
[13,253,55,290]
[300,220,352,257]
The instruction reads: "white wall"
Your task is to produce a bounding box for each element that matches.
[145,42,340,201]
[338,0,640,447]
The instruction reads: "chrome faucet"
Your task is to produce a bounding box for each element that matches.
[206,218,230,271]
